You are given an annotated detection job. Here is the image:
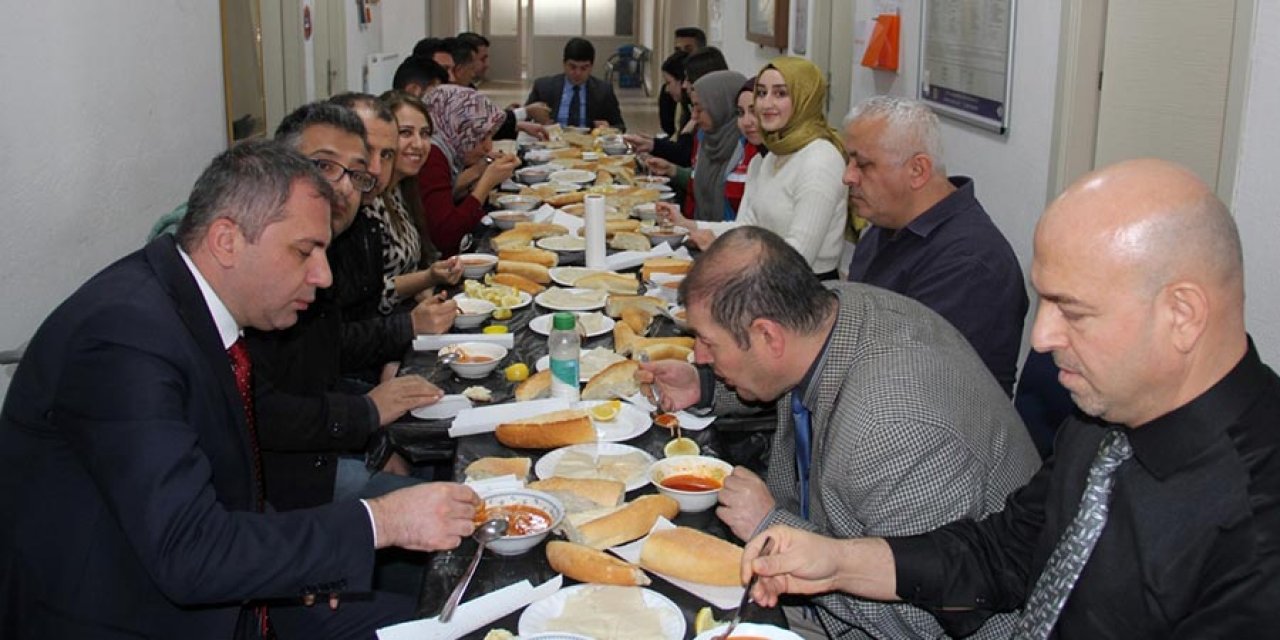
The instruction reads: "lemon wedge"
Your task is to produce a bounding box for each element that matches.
[664,437,700,457]
[504,363,530,382]
[694,607,720,635]
[482,325,508,334]
[589,400,622,421]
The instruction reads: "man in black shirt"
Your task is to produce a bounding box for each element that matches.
[741,158,1280,638]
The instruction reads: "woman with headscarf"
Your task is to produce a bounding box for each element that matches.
[417,84,519,256]
[660,57,848,279]
[646,70,757,222]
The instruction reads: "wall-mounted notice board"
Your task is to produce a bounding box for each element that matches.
[918,0,1016,134]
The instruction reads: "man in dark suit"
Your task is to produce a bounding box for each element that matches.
[526,37,625,130]
[0,140,479,639]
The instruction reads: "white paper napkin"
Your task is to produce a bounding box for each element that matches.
[550,210,584,232]
[605,242,674,272]
[448,398,572,437]
[466,474,527,495]
[376,575,563,640]
[610,518,744,610]
[413,334,515,352]
[624,393,716,432]
[530,203,558,224]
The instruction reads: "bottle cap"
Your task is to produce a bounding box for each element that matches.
[552,312,577,331]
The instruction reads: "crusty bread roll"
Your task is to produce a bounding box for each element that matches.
[640,257,693,281]
[497,260,551,285]
[495,409,595,449]
[513,221,569,239]
[639,527,743,586]
[612,322,639,356]
[546,191,587,207]
[492,229,533,251]
[575,272,639,295]
[632,344,692,363]
[605,295,668,319]
[572,494,680,549]
[609,231,652,252]
[581,360,640,401]
[464,457,532,481]
[528,477,625,508]
[490,271,546,295]
[547,541,650,586]
[498,247,558,268]
[514,369,551,401]
[620,308,653,335]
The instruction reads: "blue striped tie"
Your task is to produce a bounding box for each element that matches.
[791,393,812,519]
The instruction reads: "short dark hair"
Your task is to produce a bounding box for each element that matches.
[273,101,367,150]
[680,227,837,349]
[457,32,489,48]
[661,50,688,78]
[393,55,449,91]
[684,47,728,84]
[449,38,476,66]
[563,37,595,63]
[176,140,337,251]
[329,92,394,125]
[674,27,707,48]
[412,37,449,59]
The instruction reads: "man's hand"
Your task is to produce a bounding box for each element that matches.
[367,482,480,551]
[592,119,611,130]
[456,161,486,194]
[635,360,701,411]
[645,156,677,177]
[655,202,696,230]
[525,102,552,124]
[689,229,716,251]
[623,133,654,153]
[516,121,548,140]
[716,466,775,540]
[743,527,900,607]
[411,293,458,335]
[366,375,443,426]
[428,257,463,286]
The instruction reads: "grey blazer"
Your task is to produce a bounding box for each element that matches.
[713,283,1040,639]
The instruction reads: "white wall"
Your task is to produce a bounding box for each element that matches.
[717,2,791,76]
[1231,1,1280,364]
[381,0,429,58]
[344,0,384,92]
[0,1,226,396]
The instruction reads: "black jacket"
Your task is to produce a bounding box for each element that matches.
[526,73,626,130]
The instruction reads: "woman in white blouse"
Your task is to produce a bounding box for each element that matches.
[659,56,849,278]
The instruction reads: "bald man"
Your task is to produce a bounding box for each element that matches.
[740,159,1280,638]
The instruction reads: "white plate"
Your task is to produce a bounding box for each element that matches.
[518,584,685,640]
[454,290,533,311]
[537,235,588,253]
[535,347,625,381]
[583,400,651,442]
[549,169,596,184]
[535,287,608,311]
[528,311,615,338]
[535,443,657,492]
[548,266,607,287]
[694,623,805,640]
[408,394,473,420]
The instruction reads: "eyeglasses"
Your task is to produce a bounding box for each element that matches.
[310,158,377,194]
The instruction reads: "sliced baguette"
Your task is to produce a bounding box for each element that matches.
[497,260,551,285]
[528,477,625,508]
[609,231,652,252]
[572,494,680,549]
[632,344,693,363]
[545,191,588,207]
[619,308,653,335]
[489,271,545,295]
[581,360,640,401]
[639,527,743,586]
[640,257,693,281]
[514,369,552,401]
[612,322,639,356]
[513,221,569,239]
[492,229,533,251]
[494,409,595,449]
[546,541,649,586]
[605,295,668,319]
[575,271,640,295]
[498,247,558,268]
[464,457,532,481]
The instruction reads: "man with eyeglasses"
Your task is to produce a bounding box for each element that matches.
[842,96,1026,397]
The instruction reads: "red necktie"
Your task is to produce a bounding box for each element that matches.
[227,339,264,512]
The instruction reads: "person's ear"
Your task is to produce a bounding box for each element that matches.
[907,152,933,189]
[205,217,243,269]
[751,318,787,359]
[1164,281,1209,353]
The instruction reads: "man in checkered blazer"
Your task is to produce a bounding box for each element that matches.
[644,226,1040,639]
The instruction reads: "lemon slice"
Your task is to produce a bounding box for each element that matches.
[694,607,720,635]
[664,437,700,457]
[504,363,530,382]
[482,325,508,334]
[589,400,621,421]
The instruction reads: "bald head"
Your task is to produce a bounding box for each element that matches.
[1031,158,1248,427]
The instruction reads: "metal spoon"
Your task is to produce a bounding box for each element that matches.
[458,233,475,253]
[439,517,508,623]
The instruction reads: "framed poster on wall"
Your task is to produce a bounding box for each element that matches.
[918,0,1016,134]
[747,0,789,50]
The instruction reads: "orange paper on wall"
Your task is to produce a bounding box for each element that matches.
[860,14,900,72]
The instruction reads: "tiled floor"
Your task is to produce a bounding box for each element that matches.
[478,79,664,135]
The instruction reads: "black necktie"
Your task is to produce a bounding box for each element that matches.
[568,85,582,127]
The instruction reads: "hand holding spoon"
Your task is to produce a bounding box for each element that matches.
[439,517,508,623]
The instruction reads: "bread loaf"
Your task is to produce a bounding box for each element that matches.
[609,231,652,252]
[514,369,551,401]
[639,527,743,586]
[528,477,625,508]
[492,229,533,251]
[497,260,551,285]
[581,360,640,401]
[490,271,545,295]
[620,308,653,335]
[546,541,650,586]
[605,295,668,319]
[572,494,679,549]
[632,344,693,363]
[498,247,558,268]
[464,457,532,481]
[612,322,639,356]
[494,409,595,449]
[575,272,639,295]
[640,257,693,281]
[513,221,569,239]
[545,191,587,207]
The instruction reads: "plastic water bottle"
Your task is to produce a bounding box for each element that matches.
[548,312,580,401]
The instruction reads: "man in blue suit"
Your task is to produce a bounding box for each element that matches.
[0,140,480,639]
[527,37,626,130]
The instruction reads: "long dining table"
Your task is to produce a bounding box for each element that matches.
[383,232,783,638]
